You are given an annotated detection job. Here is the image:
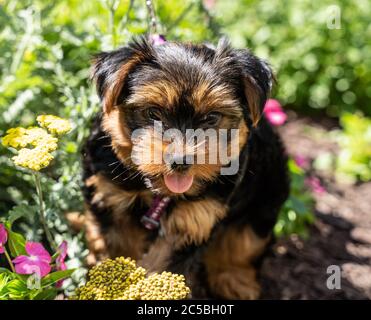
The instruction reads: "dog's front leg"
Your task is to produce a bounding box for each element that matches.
[163,198,227,248]
[84,174,150,264]
[204,225,270,300]
[139,198,227,272]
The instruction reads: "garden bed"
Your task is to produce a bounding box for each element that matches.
[260,116,371,299]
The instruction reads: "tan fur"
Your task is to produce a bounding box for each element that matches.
[85,175,228,271]
[204,226,270,299]
[84,208,108,266]
[243,76,262,127]
[238,120,249,150]
[127,78,240,116]
[163,198,227,248]
[65,211,86,231]
[138,236,174,273]
[127,81,180,109]
[103,54,145,112]
[191,82,237,113]
[85,174,152,260]
[101,109,133,165]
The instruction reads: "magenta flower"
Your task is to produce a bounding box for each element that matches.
[56,241,68,288]
[263,99,287,126]
[0,223,8,254]
[294,155,310,170]
[305,176,326,194]
[150,34,166,46]
[56,241,68,271]
[13,242,52,277]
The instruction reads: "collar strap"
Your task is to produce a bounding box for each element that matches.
[141,195,171,230]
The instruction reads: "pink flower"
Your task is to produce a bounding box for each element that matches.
[0,223,8,254]
[150,34,166,46]
[294,155,310,170]
[56,241,68,271]
[56,241,68,288]
[263,99,287,126]
[203,0,216,10]
[13,242,51,277]
[305,176,326,194]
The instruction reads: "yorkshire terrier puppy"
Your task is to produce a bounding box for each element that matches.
[82,36,289,299]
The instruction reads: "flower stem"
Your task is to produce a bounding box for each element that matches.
[107,0,118,49]
[33,172,57,251]
[4,247,16,273]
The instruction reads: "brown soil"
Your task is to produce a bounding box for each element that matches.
[260,115,371,300]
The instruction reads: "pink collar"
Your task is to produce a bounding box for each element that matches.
[141,195,171,230]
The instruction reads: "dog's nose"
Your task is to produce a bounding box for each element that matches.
[171,155,191,172]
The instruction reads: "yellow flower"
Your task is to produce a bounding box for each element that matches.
[72,257,190,300]
[1,114,72,172]
[12,146,54,171]
[119,272,190,300]
[37,115,72,135]
[25,127,58,152]
[1,127,29,149]
[1,127,58,152]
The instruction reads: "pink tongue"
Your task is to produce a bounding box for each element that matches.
[164,174,194,194]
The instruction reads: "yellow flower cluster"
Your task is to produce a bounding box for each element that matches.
[12,147,54,171]
[2,127,57,151]
[37,115,72,135]
[1,127,28,149]
[73,257,190,300]
[120,272,190,300]
[1,115,71,171]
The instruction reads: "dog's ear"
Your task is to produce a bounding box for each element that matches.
[237,49,274,127]
[215,38,274,127]
[91,37,155,113]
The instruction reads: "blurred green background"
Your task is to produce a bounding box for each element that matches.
[0,0,370,291]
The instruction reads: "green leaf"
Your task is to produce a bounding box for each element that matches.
[0,273,12,290]
[7,203,30,228]
[6,279,28,293]
[6,227,27,257]
[14,273,30,284]
[0,274,12,300]
[31,288,58,300]
[41,269,76,288]
[0,268,12,274]
[4,278,29,299]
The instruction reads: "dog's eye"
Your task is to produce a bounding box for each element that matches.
[145,107,162,121]
[200,112,222,126]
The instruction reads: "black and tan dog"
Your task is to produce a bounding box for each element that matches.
[82,37,289,299]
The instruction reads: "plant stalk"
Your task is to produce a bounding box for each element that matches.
[4,247,16,273]
[33,172,57,250]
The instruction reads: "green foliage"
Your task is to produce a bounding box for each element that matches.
[275,160,315,238]
[0,222,75,300]
[215,0,371,117]
[313,112,371,184]
[0,268,75,300]
[335,113,371,183]
[41,269,76,287]
[6,228,27,257]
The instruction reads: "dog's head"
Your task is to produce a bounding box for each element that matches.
[92,37,273,196]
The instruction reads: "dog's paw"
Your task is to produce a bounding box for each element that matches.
[208,267,261,300]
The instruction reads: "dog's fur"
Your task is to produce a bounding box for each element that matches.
[82,37,289,299]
